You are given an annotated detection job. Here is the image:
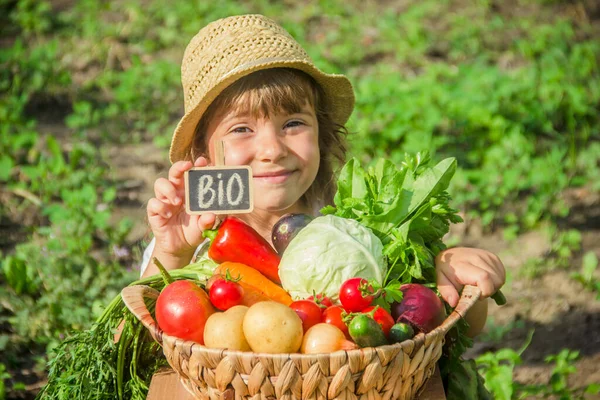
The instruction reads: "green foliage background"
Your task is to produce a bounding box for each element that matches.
[1,0,599,398]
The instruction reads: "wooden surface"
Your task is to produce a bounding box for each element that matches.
[417,366,447,400]
[146,366,446,399]
[146,368,194,400]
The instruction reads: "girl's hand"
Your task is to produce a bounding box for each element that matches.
[147,157,217,259]
[435,247,506,307]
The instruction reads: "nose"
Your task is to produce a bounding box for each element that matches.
[255,123,288,162]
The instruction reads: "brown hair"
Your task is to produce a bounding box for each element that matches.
[190,68,348,208]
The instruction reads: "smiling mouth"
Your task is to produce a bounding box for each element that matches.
[254,170,296,183]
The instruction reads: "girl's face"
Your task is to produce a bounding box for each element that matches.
[205,102,320,213]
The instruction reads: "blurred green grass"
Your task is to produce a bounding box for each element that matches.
[1,0,599,397]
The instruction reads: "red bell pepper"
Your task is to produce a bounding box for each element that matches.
[202,217,281,284]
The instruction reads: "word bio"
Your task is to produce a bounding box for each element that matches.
[197,172,245,208]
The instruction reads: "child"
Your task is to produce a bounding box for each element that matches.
[140,14,505,336]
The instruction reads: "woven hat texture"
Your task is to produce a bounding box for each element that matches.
[169,14,355,163]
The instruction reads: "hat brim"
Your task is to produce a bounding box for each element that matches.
[169,59,354,163]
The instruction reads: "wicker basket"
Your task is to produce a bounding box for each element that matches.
[122,284,480,400]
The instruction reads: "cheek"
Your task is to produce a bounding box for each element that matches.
[301,135,320,171]
[209,137,251,166]
[223,146,251,166]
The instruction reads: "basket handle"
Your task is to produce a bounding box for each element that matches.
[121,285,163,344]
[435,284,482,335]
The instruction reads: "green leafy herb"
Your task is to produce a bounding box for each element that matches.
[36,259,216,400]
[323,152,463,285]
[323,153,476,397]
[370,280,404,313]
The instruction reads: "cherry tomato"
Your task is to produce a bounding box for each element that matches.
[209,278,243,311]
[363,306,395,337]
[290,300,322,332]
[322,305,350,339]
[339,278,375,312]
[307,293,334,308]
[156,280,215,344]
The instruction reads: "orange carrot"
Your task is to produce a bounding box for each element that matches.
[214,262,293,306]
[237,282,271,306]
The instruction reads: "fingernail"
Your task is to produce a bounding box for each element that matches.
[174,197,181,205]
[166,211,172,218]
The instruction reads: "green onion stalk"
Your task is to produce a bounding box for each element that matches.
[36,259,216,400]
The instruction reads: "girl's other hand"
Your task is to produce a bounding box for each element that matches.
[435,247,506,307]
[147,157,216,259]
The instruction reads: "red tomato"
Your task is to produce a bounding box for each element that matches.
[339,278,375,312]
[307,293,334,308]
[290,300,322,332]
[363,306,395,337]
[322,305,350,339]
[209,278,243,311]
[156,280,215,344]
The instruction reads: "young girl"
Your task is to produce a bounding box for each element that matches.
[140,14,505,336]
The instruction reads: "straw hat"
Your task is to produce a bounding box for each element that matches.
[169,14,355,163]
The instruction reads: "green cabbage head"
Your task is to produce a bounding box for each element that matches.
[279,215,387,300]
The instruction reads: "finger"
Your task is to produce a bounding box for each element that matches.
[487,252,507,285]
[194,156,210,167]
[453,263,497,298]
[471,249,506,283]
[473,269,497,298]
[168,160,193,184]
[147,198,175,220]
[437,271,460,308]
[198,213,217,231]
[470,253,505,292]
[487,268,505,294]
[154,178,182,205]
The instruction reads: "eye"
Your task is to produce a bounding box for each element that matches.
[284,120,305,129]
[230,126,251,134]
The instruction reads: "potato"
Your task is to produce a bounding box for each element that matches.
[203,305,250,351]
[243,301,303,353]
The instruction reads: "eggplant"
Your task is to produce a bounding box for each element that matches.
[271,213,313,254]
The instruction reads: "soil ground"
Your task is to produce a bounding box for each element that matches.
[3,0,600,398]
[455,199,600,393]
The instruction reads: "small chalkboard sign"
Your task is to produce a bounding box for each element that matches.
[184,166,253,215]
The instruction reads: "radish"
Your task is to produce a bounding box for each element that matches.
[390,284,446,334]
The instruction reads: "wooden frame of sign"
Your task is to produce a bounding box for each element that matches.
[184,140,254,215]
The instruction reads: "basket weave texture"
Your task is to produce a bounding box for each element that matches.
[122,284,481,400]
